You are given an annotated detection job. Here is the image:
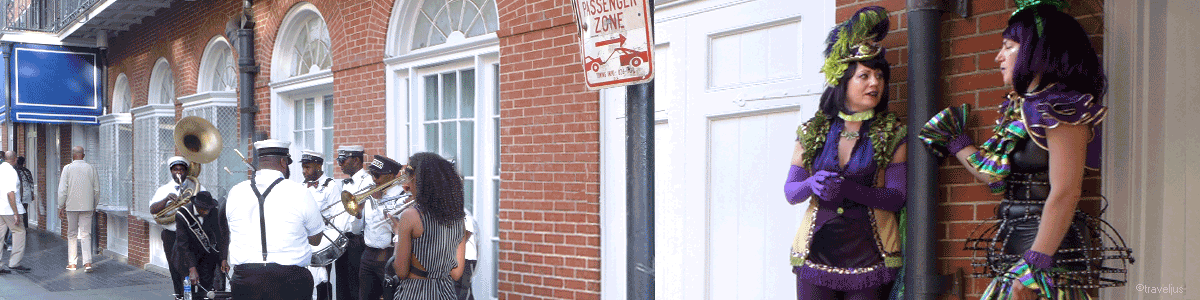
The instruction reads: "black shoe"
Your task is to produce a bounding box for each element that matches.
[10,265,30,272]
[0,269,10,274]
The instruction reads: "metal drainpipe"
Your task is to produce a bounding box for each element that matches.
[905,0,943,299]
[237,0,258,151]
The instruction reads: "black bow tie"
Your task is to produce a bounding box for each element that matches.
[343,178,353,184]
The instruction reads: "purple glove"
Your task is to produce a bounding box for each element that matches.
[947,134,974,157]
[784,165,839,205]
[1023,250,1054,270]
[822,162,907,212]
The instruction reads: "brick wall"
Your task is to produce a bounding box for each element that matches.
[496,0,602,299]
[104,0,393,268]
[835,0,1104,297]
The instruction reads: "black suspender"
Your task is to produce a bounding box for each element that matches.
[249,176,285,262]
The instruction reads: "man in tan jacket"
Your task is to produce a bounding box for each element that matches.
[57,146,99,272]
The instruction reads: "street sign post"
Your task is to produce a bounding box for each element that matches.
[572,0,655,90]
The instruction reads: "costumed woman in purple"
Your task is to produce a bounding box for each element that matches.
[784,6,907,300]
[919,1,1134,299]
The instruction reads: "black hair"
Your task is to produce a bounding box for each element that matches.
[818,56,892,116]
[1003,4,1106,99]
[407,152,466,225]
[16,156,24,166]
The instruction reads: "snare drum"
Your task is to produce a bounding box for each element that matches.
[311,227,348,266]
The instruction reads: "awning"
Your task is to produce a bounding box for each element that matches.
[4,43,103,124]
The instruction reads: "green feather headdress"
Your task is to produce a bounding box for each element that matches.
[1013,0,1070,37]
[820,6,890,86]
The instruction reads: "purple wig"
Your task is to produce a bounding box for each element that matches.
[1003,4,1106,100]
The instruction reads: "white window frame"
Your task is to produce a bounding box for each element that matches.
[270,3,335,179]
[387,1,501,297]
[147,58,175,105]
[198,36,237,93]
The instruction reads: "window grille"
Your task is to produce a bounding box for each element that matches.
[97,115,132,212]
[182,103,243,201]
[411,0,499,50]
[133,112,175,218]
[290,17,331,77]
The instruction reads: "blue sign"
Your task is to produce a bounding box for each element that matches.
[6,43,103,124]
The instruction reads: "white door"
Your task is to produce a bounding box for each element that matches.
[45,124,61,231]
[601,0,832,299]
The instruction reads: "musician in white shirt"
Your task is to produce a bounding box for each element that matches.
[219,139,324,300]
[149,156,204,295]
[301,150,341,300]
[335,145,369,300]
[356,155,407,300]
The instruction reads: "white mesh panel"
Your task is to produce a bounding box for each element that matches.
[118,123,134,209]
[98,122,116,210]
[182,102,243,201]
[99,121,133,211]
[134,115,176,216]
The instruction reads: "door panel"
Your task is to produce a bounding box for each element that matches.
[707,110,808,299]
[679,0,827,299]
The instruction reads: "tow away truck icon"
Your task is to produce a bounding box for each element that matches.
[585,34,648,72]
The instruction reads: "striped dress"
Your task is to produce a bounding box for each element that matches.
[393,204,465,300]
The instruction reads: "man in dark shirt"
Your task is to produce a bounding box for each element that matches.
[173,191,225,299]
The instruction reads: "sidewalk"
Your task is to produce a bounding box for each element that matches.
[0,229,173,300]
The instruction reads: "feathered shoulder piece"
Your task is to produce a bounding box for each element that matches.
[820,6,890,86]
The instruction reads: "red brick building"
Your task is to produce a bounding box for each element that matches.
[5,0,1198,299]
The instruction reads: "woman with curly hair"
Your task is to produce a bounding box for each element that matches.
[390,152,468,300]
[784,6,908,300]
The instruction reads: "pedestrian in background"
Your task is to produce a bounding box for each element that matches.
[15,156,33,229]
[57,146,99,273]
[0,151,30,274]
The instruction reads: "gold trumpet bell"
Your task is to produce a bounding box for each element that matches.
[174,116,223,164]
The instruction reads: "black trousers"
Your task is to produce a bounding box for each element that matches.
[359,246,393,300]
[162,229,183,297]
[185,254,221,300]
[336,233,363,300]
[231,263,314,300]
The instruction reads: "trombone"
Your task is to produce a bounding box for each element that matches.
[325,172,409,220]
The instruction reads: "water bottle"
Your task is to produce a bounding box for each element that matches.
[182,276,192,300]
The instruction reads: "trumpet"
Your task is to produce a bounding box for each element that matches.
[154,116,223,225]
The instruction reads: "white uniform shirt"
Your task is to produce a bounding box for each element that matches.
[150,180,207,231]
[303,174,338,285]
[339,169,372,234]
[464,210,478,261]
[0,162,23,215]
[226,169,324,267]
[304,174,342,221]
[362,184,406,249]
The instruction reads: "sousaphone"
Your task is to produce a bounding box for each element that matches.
[153,116,223,225]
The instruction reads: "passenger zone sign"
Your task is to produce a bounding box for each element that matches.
[572,0,655,90]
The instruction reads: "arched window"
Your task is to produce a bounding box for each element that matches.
[111,73,132,113]
[147,58,175,104]
[411,0,498,50]
[198,37,237,92]
[387,0,501,297]
[271,3,336,179]
[186,35,243,200]
[99,73,134,256]
[290,14,331,77]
